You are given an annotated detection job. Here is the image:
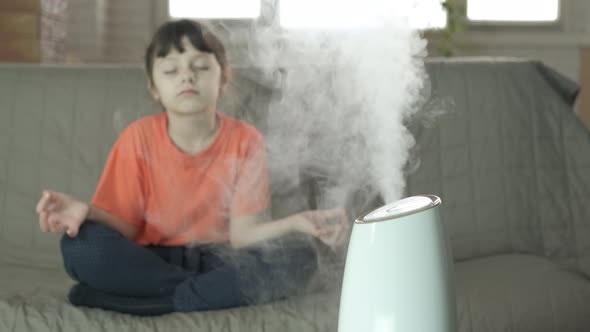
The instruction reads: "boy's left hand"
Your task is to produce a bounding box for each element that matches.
[295,208,351,249]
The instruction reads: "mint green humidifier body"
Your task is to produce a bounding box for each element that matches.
[338,195,456,332]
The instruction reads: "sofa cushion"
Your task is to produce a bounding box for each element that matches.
[4,254,589,332]
[455,254,590,332]
[0,262,341,331]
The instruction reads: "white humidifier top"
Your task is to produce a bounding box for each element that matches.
[356,194,441,224]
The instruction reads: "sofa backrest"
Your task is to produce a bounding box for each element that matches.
[1,59,588,270]
[0,65,153,267]
[406,59,589,267]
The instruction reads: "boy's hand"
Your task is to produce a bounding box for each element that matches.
[36,190,89,237]
[292,208,351,249]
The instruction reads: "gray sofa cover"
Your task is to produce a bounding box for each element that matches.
[1,58,589,331]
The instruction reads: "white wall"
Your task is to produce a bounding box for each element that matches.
[66,0,587,82]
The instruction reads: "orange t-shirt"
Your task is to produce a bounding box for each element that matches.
[91,112,270,246]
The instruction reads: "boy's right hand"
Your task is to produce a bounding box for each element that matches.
[36,190,90,237]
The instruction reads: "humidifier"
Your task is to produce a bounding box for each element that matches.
[338,195,456,332]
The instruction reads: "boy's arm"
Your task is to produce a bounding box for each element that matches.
[87,204,140,241]
[229,208,348,249]
[229,210,295,249]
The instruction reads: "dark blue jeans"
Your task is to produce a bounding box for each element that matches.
[60,221,317,316]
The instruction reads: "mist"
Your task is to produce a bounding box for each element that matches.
[240,8,429,215]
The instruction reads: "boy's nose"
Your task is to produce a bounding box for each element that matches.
[180,70,196,83]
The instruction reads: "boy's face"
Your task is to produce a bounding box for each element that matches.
[149,36,225,115]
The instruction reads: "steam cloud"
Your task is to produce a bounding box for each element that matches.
[238,7,429,214]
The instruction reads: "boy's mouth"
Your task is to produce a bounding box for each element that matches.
[178,89,199,95]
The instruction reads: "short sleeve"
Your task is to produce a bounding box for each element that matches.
[231,130,271,217]
[91,126,145,226]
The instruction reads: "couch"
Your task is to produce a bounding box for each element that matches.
[1,58,589,331]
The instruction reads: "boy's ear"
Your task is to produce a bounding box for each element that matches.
[147,80,160,101]
[219,80,229,96]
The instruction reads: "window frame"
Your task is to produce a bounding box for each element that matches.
[164,0,276,29]
[162,0,565,33]
[164,0,449,31]
[464,0,563,29]
[276,0,448,31]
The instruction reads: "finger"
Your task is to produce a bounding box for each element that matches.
[311,222,322,236]
[320,223,345,248]
[323,224,342,239]
[43,192,59,213]
[43,213,57,233]
[317,208,347,223]
[57,213,77,234]
[48,219,58,233]
[333,224,348,246]
[54,223,68,233]
[332,224,343,238]
[297,217,319,237]
[36,191,51,213]
[46,193,59,212]
[340,209,349,223]
[320,233,338,250]
[331,229,346,248]
[335,210,350,232]
[65,220,80,237]
[321,216,346,228]
[39,211,49,232]
[47,214,64,233]
[318,227,333,237]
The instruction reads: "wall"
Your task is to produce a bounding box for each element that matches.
[66,0,163,63]
[451,0,589,82]
[0,0,67,62]
[66,0,105,62]
[65,0,587,83]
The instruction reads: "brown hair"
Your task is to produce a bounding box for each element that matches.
[144,19,230,86]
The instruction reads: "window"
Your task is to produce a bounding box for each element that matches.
[280,0,447,30]
[168,0,447,29]
[408,1,447,30]
[168,0,261,19]
[467,0,559,22]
